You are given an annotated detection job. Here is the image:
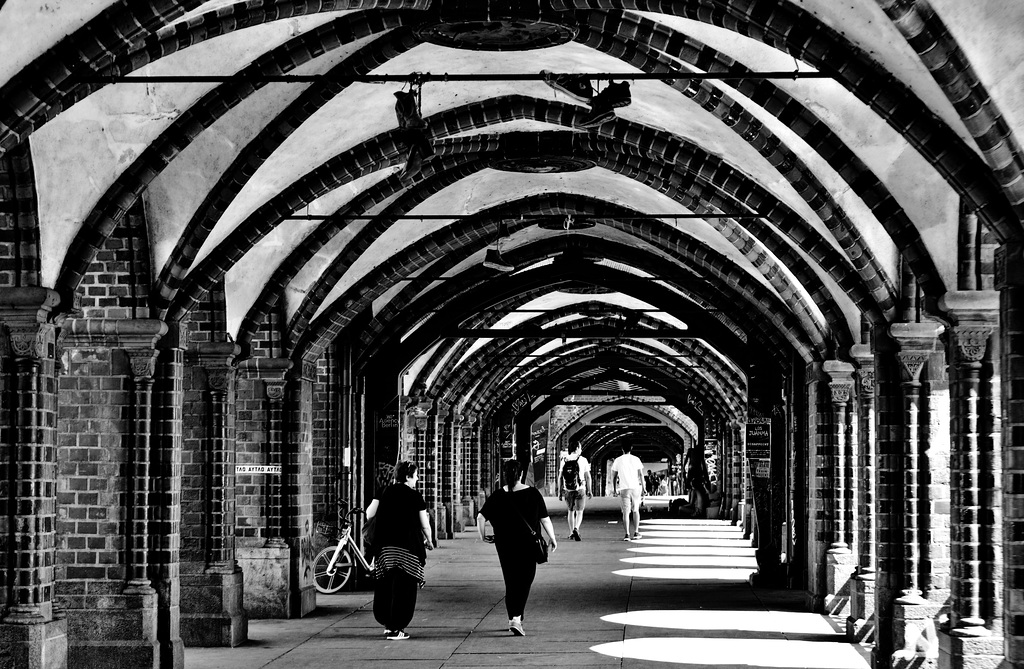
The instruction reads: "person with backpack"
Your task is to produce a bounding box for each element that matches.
[557,443,592,541]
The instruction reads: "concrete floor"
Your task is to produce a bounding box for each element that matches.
[186,498,871,669]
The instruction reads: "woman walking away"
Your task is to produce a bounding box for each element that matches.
[365,461,434,640]
[477,458,558,637]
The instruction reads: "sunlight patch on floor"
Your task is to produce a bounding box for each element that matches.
[638,530,745,539]
[630,537,751,547]
[601,610,839,634]
[591,637,870,668]
[621,555,759,567]
[628,546,755,556]
[613,567,756,581]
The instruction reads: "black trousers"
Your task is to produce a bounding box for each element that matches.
[373,568,419,631]
[497,549,537,619]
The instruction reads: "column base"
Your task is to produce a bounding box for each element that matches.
[846,571,876,643]
[64,588,159,669]
[891,599,944,669]
[239,545,306,619]
[180,566,248,647]
[938,627,1002,669]
[0,616,68,669]
[825,551,857,617]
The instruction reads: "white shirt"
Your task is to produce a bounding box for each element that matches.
[611,453,644,491]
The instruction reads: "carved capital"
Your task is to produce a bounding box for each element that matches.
[829,381,853,406]
[128,349,158,380]
[7,323,52,360]
[859,369,875,395]
[265,380,286,400]
[207,368,235,392]
[953,325,994,363]
[897,352,930,383]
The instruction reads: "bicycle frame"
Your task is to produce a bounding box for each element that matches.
[324,526,373,574]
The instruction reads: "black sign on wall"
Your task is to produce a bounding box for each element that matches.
[746,418,771,479]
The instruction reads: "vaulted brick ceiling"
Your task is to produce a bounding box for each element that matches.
[2,0,1022,419]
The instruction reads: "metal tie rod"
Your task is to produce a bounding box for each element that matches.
[75,71,830,84]
[282,213,765,220]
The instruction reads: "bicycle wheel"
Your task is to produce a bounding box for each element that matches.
[313,545,355,594]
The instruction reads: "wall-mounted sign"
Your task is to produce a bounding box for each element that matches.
[746,417,771,479]
[235,465,281,475]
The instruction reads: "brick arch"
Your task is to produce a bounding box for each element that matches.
[436,320,745,415]
[552,403,700,448]
[277,141,859,350]
[438,329,744,420]
[173,95,859,343]
[0,1,429,156]
[573,12,900,309]
[408,302,745,399]
[54,12,419,309]
[314,186,837,353]
[471,348,735,422]
[236,153,484,347]
[351,233,812,379]
[876,2,1024,222]
[77,200,153,320]
[292,214,821,367]
[0,142,41,287]
[570,0,1023,242]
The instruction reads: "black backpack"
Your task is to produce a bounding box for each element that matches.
[561,458,582,491]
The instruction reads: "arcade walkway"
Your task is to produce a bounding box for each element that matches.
[187,501,871,669]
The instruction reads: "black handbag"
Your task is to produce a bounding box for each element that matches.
[507,489,548,564]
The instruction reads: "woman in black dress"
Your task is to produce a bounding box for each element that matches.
[365,461,434,640]
[477,459,558,636]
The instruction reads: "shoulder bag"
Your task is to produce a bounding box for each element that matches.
[507,488,548,564]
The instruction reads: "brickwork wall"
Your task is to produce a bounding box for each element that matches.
[923,355,952,598]
[235,375,269,545]
[55,348,130,596]
[285,376,314,540]
[78,201,151,320]
[181,363,208,565]
[873,345,903,662]
[806,365,830,604]
[312,353,338,521]
[0,142,41,287]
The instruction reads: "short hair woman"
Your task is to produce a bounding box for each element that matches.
[365,460,433,640]
[476,458,558,636]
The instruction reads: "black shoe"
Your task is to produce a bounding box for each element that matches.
[577,104,615,129]
[572,530,581,542]
[541,70,594,103]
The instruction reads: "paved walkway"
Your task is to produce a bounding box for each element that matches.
[186,499,871,669]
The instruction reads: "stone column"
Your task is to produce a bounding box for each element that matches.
[824,360,857,617]
[180,342,247,647]
[0,288,67,669]
[849,345,877,641]
[889,321,944,668]
[729,421,744,525]
[937,291,1002,669]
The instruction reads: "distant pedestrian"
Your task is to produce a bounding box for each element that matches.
[611,442,645,541]
[683,446,711,517]
[365,461,434,641]
[477,458,558,637]
[558,443,592,541]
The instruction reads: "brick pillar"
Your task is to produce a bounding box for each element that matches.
[889,321,945,668]
[180,342,247,647]
[0,288,67,669]
[729,421,744,525]
[849,345,877,641]
[235,358,298,619]
[824,360,857,617]
[937,291,1003,669]
[58,317,168,669]
[435,403,454,540]
[284,362,316,618]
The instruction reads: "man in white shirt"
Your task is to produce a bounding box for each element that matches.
[558,443,592,541]
[611,441,645,541]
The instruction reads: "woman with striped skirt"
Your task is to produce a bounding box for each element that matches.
[365,461,434,640]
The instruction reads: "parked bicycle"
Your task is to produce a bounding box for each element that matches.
[313,504,373,594]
